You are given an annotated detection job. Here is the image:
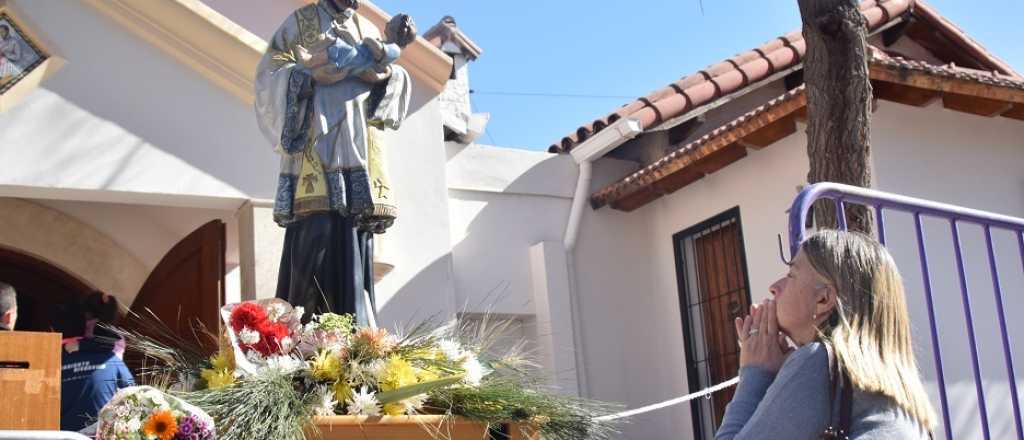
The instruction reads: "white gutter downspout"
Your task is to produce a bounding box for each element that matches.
[563,117,643,397]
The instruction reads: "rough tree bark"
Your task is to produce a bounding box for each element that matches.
[798,0,875,234]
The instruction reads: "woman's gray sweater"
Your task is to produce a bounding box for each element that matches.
[714,342,930,440]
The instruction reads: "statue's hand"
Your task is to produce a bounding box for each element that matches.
[292,44,316,68]
[313,64,353,85]
[363,37,386,63]
[358,65,391,84]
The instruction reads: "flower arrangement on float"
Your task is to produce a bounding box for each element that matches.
[110,298,619,440]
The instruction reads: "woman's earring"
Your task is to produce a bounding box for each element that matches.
[812,313,817,321]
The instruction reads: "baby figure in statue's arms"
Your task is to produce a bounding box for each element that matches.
[294,13,417,84]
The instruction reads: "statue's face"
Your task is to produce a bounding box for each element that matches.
[328,0,358,12]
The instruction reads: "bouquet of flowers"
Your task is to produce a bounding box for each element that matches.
[121,300,620,440]
[219,298,304,375]
[96,386,215,440]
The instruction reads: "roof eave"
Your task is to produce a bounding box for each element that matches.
[84,0,454,105]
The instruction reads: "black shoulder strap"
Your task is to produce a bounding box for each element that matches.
[838,368,854,434]
[821,342,854,440]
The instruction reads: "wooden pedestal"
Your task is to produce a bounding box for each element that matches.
[309,416,537,440]
[0,331,62,430]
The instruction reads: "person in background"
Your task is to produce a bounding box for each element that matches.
[57,302,134,432]
[82,291,126,359]
[0,282,17,330]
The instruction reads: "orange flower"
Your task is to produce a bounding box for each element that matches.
[142,410,178,440]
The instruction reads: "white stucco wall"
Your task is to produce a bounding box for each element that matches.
[446,144,578,314]
[871,101,1024,440]
[444,141,688,438]
[1,0,276,199]
[595,100,1023,439]
[614,131,809,439]
[372,88,460,327]
[441,135,808,439]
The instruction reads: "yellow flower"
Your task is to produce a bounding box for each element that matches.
[200,368,236,390]
[332,380,353,403]
[383,402,406,416]
[380,356,417,391]
[310,350,343,382]
[210,351,233,371]
[415,366,440,382]
[142,410,178,440]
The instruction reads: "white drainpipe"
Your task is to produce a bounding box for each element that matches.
[563,117,643,397]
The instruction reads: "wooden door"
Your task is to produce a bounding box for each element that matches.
[130,220,225,354]
[675,209,752,439]
[692,221,749,428]
[0,248,94,333]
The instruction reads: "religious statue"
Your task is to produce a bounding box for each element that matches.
[255,0,415,326]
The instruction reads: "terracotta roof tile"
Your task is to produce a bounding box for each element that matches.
[912,1,1020,80]
[549,0,1018,154]
[872,53,1024,90]
[589,87,807,209]
[590,54,1024,210]
[423,16,483,60]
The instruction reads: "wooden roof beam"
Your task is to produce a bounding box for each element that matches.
[1003,104,1024,121]
[942,93,1014,117]
[869,65,1024,105]
[738,115,798,150]
[872,81,941,107]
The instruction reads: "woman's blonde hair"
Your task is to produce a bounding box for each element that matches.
[801,230,937,433]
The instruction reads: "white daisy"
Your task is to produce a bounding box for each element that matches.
[260,355,304,374]
[239,327,261,345]
[312,386,338,416]
[438,339,465,361]
[365,359,388,381]
[125,417,142,432]
[346,386,382,416]
[403,393,429,414]
[461,356,487,387]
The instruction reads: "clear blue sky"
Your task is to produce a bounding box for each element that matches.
[373,0,1024,151]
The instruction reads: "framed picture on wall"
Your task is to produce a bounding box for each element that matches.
[0,13,46,94]
[0,5,64,112]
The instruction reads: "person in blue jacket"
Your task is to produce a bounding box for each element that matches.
[58,304,134,432]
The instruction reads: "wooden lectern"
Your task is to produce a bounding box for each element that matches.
[0,331,61,430]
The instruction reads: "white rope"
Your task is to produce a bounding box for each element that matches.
[595,376,740,422]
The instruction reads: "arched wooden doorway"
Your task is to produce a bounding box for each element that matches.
[129,220,226,354]
[0,248,95,333]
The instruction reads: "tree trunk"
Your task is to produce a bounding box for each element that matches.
[798,0,875,234]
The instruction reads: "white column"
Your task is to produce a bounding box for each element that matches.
[238,200,285,300]
[528,241,579,396]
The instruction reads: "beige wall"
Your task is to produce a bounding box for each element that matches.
[0,198,148,306]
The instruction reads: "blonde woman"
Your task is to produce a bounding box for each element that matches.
[715,230,936,439]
